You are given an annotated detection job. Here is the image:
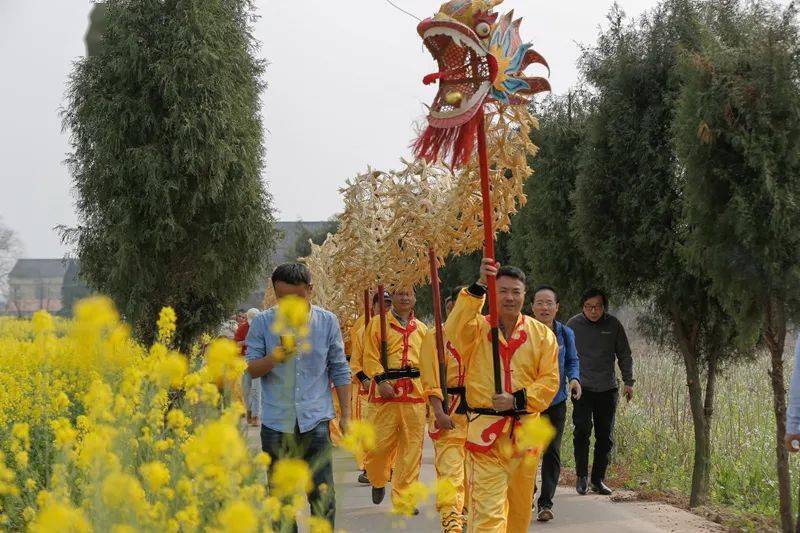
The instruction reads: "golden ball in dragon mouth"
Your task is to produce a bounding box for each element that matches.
[445,91,463,105]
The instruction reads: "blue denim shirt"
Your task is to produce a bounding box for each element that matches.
[245,305,351,433]
[550,321,581,406]
[787,333,800,435]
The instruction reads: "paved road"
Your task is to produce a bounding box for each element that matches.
[247,426,723,532]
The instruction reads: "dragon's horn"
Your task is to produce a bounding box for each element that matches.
[518,77,551,95]
[522,49,550,76]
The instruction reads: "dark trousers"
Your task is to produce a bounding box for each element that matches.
[572,388,618,483]
[537,399,567,510]
[260,421,335,530]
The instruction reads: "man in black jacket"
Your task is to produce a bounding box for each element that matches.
[567,288,634,496]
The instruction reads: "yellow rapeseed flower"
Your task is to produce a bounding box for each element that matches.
[308,516,333,533]
[516,415,556,452]
[339,419,376,458]
[255,451,272,469]
[22,506,35,522]
[53,391,71,412]
[14,451,29,469]
[181,414,248,488]
[154,438,174,453]
[157,307,177,343]
[275,295,310,330]
[392,481,430,516]
[29,500,91,533]
[434,477,458,507]
[216,501,258,533]
[205,339,246,384]
[166,408,192,432]
[0,452,18,496]
[263,496,282,521]
[152,353,188,389]
[270,458,312,499]
[31,309,54,335]
[175,505,200,530]
[12,422,30,450]
[140,461,170,492]
[101,472,148,517]
[73,296,119,331]
[270,296,311,361]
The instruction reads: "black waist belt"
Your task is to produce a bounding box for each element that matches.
[375,367,420,384]
[447,386,468,415]
[468,407,522,418]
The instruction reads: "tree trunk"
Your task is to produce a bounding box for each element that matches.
[672,310,713,507]
[765,295,793,533]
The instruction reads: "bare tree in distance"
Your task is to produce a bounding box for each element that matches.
[0,217,22,310]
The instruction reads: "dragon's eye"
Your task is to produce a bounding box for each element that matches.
[475,21,491,37]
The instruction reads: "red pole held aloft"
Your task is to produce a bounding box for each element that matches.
[428,247,448,408]
[476,109,503,395]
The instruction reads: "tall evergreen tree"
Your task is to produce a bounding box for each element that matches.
[674,2,800,528]
[63,0,275,350]
[573,0,743,507]
[509,92,598,318]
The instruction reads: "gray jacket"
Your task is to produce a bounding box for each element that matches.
[566,312,634,392]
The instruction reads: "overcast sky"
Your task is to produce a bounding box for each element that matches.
[1,0,781,258]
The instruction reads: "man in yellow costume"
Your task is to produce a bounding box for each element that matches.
[349,290,393,485]
[446,259,559,532]
[363,287,428,509]
[420,293,470,532]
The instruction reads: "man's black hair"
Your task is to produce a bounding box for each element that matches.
[532,284,559,303]
[271,263,312,286]
[581,287,608,308]
[236,308,246,314]
[496,265,526,284]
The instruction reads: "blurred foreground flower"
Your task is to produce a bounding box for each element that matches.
[434,477,458,507]
[271,295,311,361]
[270,458,312,499]
[339,419,376,458]
[516,415,556,451]
[205,338,246,383]
[392,481,430,516]
[308,515,333,533]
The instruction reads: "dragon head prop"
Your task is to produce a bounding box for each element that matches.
[413,0,550,167]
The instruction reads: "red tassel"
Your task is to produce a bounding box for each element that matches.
[412,112,482,169]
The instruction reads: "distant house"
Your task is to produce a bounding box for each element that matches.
[5,259,68,316]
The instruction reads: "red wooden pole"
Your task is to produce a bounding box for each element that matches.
[428,247,448,408]
[476,108,503,395]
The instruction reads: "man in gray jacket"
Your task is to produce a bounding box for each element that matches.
[567,288,634,496]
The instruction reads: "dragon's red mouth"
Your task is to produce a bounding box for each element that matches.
[418,18,493,128]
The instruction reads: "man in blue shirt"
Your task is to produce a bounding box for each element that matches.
[246,263,352,530]
[530,285,581,522]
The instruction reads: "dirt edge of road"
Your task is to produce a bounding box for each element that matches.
[559,468,778,533]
